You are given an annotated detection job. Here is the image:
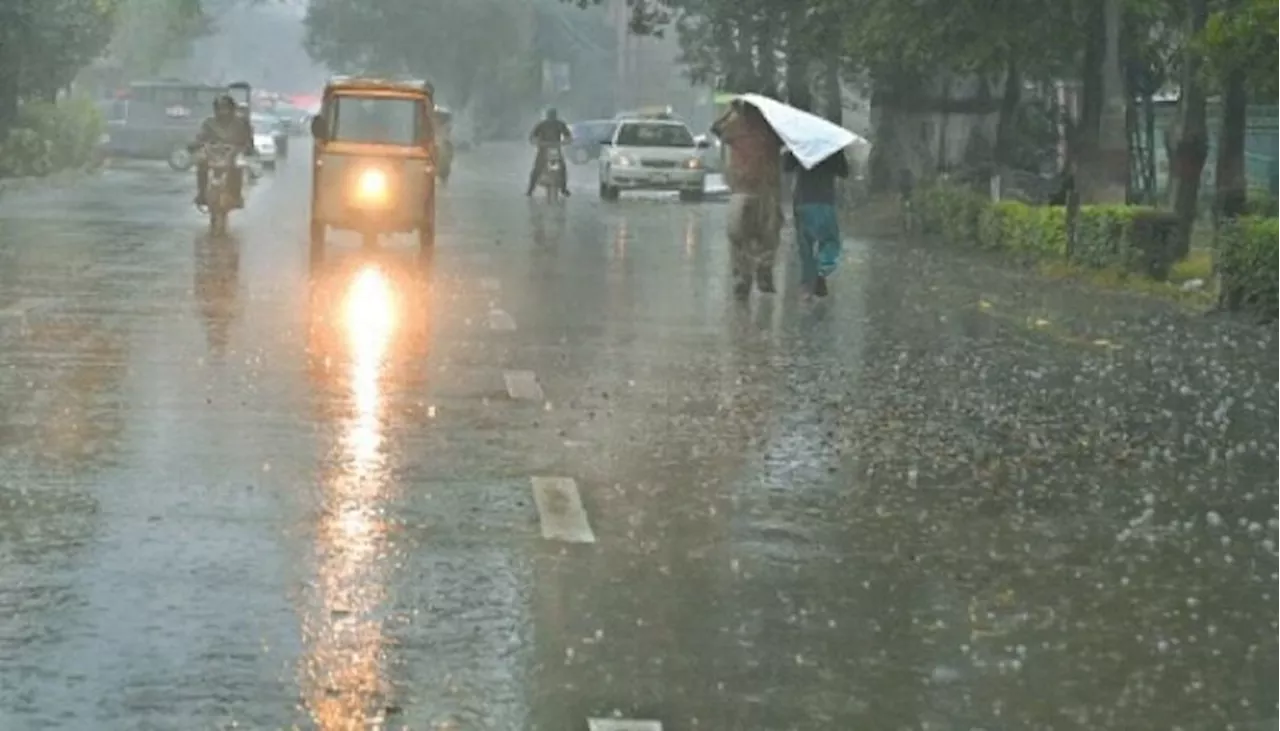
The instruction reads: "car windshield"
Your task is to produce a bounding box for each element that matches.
[616,123,694,148]
[329,95,425,145]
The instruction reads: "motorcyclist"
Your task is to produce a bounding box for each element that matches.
[190,94,254,209]
[526,108,572,197]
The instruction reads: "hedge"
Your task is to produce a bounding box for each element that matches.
[0,96,104,178]
[1217,215,1279,320]
[917,182,1185,280]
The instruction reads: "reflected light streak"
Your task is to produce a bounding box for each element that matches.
[303,264,398,729]
[613,221,628,261]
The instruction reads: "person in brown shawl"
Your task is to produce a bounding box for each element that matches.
[711,99,784,299]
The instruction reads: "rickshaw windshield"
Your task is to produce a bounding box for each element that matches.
[328,95,426,145]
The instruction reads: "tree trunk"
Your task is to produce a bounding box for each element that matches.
[1079,0,1128,203]
[1214,65,1248,224]
[1142,91,1157,199]
[1169,0,1210,254]
[783,6,811,111]
[822,55,842,124]
[993,58,1021,168]
[1071,0,1105,185]
[726,12,755,92]
[754,10,779,97]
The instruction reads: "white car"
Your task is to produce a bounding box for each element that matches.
[252,130,277,170]
[598,119,710,202]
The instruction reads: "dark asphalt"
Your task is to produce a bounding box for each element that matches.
[0,143,1275,730]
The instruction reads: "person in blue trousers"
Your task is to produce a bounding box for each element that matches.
[784,149,849,297]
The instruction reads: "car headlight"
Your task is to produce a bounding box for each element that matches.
[354,168,388,206]
[613,154,636,167]
[684,157,703,169]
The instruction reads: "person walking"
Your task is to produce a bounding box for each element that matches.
[711,99,784,299]
[785,148,849,297]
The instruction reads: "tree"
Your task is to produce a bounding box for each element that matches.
[106,0,208,77]
[0,0,120,132]
[1167,0,1210,253]
[1200,0,1278,222]
[305,0,546,121]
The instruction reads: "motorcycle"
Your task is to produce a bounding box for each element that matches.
[199,143,244,235]
[539,146,564,203]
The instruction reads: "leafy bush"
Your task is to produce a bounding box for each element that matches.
[1217,216,1279,320]
[0,96,104,178]
[1125,209,1183,280]
[916,181,986,247]
[918,182,1186,280]
[1244,187,1278,218]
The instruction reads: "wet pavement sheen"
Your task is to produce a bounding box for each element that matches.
[0,145,1275,730]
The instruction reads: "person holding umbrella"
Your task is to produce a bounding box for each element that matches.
[711,99,785,299]
[785,148,849,297]
[714,94,860,300]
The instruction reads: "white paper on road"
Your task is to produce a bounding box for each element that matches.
[488,309,516,331]
[503,370,544,400]
[733,92,866,170]
[532,477,597,543]
[588,719,662,731]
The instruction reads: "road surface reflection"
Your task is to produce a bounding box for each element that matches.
[302,264,397,728]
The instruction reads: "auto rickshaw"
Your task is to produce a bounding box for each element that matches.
[433,105,454,184]
[308,76,436,261]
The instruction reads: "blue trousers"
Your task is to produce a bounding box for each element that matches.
[794,202,842,285]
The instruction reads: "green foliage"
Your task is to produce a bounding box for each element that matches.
[107,0,209,76]
[1244,186,1279,217]
[915,181,987,246]
[1199,0,1279,98]
[918,182,1189,280]
[0,98,104,178]
[1216,215,1279,318]
[980,200,1068,255]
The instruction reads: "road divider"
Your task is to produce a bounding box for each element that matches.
[532,477,596,543]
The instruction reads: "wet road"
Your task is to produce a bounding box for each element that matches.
[0,145,1275,731]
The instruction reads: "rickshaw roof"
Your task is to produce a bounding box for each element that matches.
[324,76,433,97]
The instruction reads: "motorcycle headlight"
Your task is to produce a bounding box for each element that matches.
[354,168,388,206]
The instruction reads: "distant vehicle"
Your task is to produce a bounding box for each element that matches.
[308,76,437,261]
[100,80,238,168]
[539,146,565,203]
[566,119,617,164]
[614,105,678,121]
[250,112,287,163]
[198,142,243,235]
[598,118,710,202]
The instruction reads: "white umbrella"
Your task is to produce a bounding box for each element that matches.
[734,93,866,170]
